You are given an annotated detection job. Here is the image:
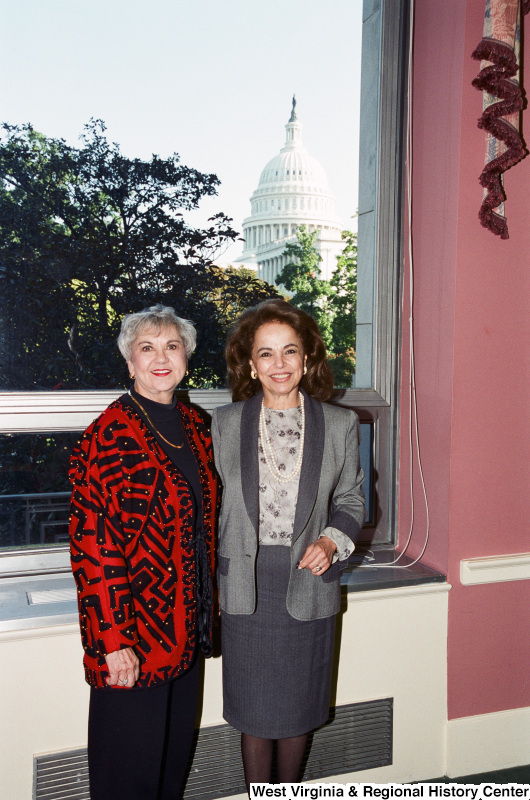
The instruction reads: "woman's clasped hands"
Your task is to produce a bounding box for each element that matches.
[105,646,140,688]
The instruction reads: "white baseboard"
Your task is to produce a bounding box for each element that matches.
[447,706,530,778]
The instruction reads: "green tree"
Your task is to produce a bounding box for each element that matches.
[329,229,357,352]
[275,225,333,347]
[206,266,282,334]
[276,226,358,387]
[185,265,282,388]
[0,120,279,391]
[326,229,357,385]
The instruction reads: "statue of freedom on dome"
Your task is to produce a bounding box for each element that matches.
[290,94,297,122]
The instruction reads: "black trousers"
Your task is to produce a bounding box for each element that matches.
[88,656,200,800]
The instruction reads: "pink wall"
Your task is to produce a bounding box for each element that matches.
[399,0,530,719]
[397,0,467,571]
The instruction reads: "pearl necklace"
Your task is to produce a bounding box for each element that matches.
[259,392,305,484]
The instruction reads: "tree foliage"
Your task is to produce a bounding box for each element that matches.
[330,230,357,352]
[276,226,357,386]
[0,120,280,391]
[275,226,333,347]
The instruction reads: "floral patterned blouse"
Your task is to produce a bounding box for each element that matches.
[258,405,353,560]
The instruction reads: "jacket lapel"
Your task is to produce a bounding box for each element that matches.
[240,391,262,534]
[292,391,325,542]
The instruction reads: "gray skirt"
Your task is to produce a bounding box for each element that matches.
[221,545,336,739]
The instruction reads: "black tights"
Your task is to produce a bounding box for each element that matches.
[241,732,309,791]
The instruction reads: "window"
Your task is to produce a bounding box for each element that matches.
[340,0,408,546]
[1,431,78,549]
[0,0,408,574]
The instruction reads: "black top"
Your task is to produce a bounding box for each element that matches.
[121,388,203,528]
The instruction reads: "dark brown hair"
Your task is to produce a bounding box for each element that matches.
[226,299,334,402]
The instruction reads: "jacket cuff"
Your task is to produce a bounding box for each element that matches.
[96,627,139,657]
[320,526,355,562]
[327,510,362,546]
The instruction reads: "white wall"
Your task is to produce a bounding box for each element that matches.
[0,582,450,800]
[0,624,89,800]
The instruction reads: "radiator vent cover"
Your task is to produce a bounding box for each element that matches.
[33,748,90,800]
[34,698,393,800]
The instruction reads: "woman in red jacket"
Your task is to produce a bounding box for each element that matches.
[69,304,219,800]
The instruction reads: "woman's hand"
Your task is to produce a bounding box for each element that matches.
[298,536,337,576]
[105,647,140,688]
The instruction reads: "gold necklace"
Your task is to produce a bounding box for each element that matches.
[128,392,184,449]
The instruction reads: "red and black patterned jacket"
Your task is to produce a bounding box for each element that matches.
[69,397,219,689]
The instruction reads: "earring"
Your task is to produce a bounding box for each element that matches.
[303,365,308,375]
[185,369,189,376]
[130,374,135,380]
[251,369,257,380]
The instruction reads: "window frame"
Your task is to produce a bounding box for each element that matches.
[0,0,408,575]
[0,390,232,576]
[335,0,408,548]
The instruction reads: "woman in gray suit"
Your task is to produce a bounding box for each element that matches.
[211,299,365,789]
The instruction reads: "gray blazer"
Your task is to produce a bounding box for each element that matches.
[211,389,365,621]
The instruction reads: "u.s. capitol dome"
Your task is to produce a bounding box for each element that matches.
[236,98,344,284]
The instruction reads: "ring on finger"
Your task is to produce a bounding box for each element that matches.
[120,679,128,686]
[315,565,322,572]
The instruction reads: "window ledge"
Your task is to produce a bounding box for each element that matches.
[0,572,78,635]
[341,550,446,593]
[0,553,447,637]
[0,389,233,433]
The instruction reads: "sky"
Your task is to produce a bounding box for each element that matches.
[0,0,363,266]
